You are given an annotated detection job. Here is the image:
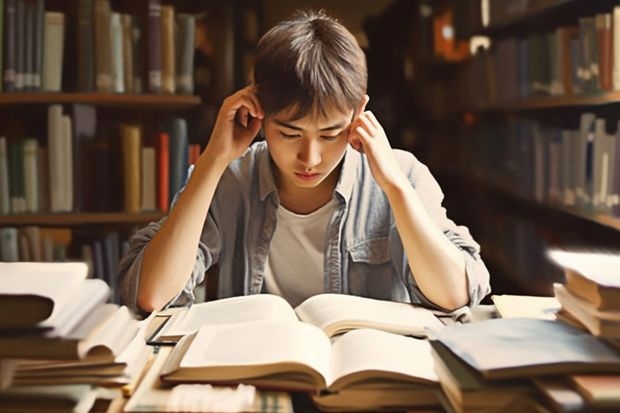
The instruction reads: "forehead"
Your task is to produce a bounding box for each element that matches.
[270,104,353,128]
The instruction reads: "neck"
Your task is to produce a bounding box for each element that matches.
[277,169,339,215]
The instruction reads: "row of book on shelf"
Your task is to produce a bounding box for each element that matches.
[461,4,620,107]
[0,225,130,304]
[463,113,620,218]
[0,103,198,215]
[0,0,195,94]
[1,249,620,412]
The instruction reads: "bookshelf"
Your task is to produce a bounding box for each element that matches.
[404,0,620,297]
[0,0,264,303]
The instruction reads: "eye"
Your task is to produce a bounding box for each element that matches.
[321,131,344,141]
[280,132,301,139]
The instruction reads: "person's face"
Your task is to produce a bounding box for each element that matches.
[263,106,354,192]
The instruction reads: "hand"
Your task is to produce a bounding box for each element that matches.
[348,108,406,191]
[202,85,264,168]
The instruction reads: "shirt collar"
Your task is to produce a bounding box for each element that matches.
[257,141,360,203]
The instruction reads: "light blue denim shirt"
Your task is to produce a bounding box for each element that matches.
[118,141,490,314]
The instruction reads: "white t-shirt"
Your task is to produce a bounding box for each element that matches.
[264,198,338,307]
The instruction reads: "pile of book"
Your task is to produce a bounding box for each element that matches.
[549,249,620,342]
[429,248,620,413]
[0,262,149,413]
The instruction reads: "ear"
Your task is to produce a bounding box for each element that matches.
[356,94,370,117]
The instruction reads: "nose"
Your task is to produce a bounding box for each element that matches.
[297,139,321,169]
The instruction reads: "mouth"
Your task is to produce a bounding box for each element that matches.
[294,171,322,181]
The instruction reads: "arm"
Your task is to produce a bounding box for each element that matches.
[136,86,263,312]
[350,105,476,311]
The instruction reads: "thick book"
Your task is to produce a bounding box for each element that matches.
[554,283,620,339]
[160,321,439,397]
[155,293,445,343]
[0,262,90,327]
[0,303,138,360]
[431,318,620,381]
[41,11,65,92]
[548,249,620,311]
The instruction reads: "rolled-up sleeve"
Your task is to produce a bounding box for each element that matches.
[401,151,491,307]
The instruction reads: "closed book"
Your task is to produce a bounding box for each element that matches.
[23,0,33,89]
[554,283,620,339]
[48,105,64,212]
[120,124,142,213]
[76,0,95,92]
[160,5,175,94]
[22,138,38,213]
[110,12,124,93]
[94,0,112,92]
[42,11,65,92]
[614,7,620,90]
[147,0,162,93]
[0,0,4,92]
[14,0,23,90]
[0,227,18,262]
[549,249,620,311]
[0,137,10,214]
[3,0,15,91]
[175,13,195,95]
[155,132,169,212]
[596,13,613,92]
[31,0,43,90]
[167,118,188,204]
[141,146,156,212]
[8,139,25,213]
[71,104,97,212]
[121,14,134,94]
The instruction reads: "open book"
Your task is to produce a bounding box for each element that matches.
[160,320,439,409]
[0,262,93,328]
[155,293,444,343]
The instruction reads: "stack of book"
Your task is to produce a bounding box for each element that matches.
[0,262,149,413]
[430,317,620,413]
[548,249,620,341]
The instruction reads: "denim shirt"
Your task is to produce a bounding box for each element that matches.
[118,141,491,314]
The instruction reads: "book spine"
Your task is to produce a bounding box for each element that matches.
[175,13,195,95]
[94,0,111,92]
[3,0,16,91]
[31,0,43,90]
[147,0,162,94]
[121,14,134,94]
[110,12,124,93]
[167,118,188,204]
[155,131,169,212]
[0,227,18,261]
[22,138,38,213]
[14,0,23,90]
[42,11,65,92]
[120,124,142,213]
[76,0,95,92]
[0,137,10,215]
[160,5,175,94]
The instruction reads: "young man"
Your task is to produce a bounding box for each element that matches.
[118,10,490,315]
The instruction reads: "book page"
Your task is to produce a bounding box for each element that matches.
[174,320,332,388]
[492,294,559,320]
[328,328,437,391]
[548,250,620,287]
[294,293,444,338]
[160,294,298,340]
[0,262,89,325]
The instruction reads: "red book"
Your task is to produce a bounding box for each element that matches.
[156,132,169,212]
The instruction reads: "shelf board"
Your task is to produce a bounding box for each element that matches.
[0,93,201,109]
[0,211,165,226]
[473,91,620,111]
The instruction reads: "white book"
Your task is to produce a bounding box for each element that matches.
[22,138,39,213]
[42,12,65,92]
[110,12,124,93]
[0,137,10,214]
[0,228,19,262]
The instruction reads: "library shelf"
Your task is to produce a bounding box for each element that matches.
[0,212,165,226]
[0,93,201,109]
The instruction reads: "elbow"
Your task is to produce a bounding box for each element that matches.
[136,282,168,314]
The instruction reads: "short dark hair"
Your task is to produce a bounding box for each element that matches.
[254,9,367,120]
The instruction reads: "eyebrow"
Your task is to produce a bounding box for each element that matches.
[273,119,348,132]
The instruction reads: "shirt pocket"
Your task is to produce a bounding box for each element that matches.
[346,237,400,297]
